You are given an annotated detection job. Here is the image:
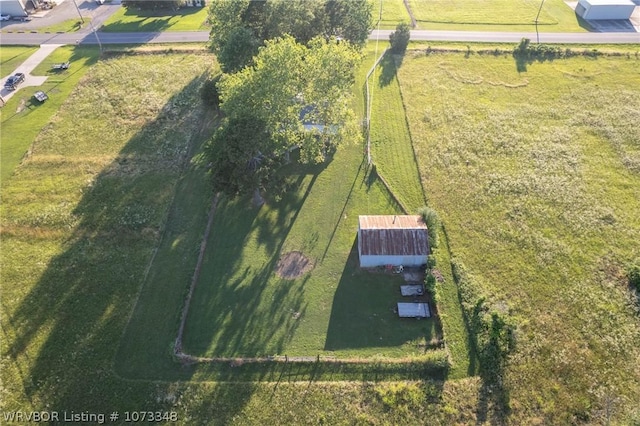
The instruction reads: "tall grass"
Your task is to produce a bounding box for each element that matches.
[399,48,640,422]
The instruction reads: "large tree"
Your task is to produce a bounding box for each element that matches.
[219,35,361,163]
[208,0,372,72]
[208,35,361,196]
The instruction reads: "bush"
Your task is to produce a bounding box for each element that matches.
[418,206,440,249]
[389,23,411,54]
[200,75,221,108]
[629,262,640,291]
[425,273,437,303]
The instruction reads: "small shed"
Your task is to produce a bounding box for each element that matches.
[575,0,636,20]
[358,215,429,268]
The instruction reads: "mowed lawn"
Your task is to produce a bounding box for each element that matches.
[101,6,209,32]
[398,49,640,422]
[1,46,38,78]
[409,0,588,32]
[182,135,442,360]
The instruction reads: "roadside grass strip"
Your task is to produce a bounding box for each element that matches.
[100,6,209,32]
[398,48,640,422]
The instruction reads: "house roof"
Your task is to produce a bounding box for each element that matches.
[358,215,429,257]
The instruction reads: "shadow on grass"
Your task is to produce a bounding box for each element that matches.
[324,240,440,352]
[2,72,226,412]
[180,172,319,358]
[378,53,403,88]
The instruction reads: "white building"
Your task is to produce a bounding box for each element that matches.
[575,0,636,20]
[0,0,28,17]
[357,215,429,268]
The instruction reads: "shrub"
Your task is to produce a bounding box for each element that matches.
[200,75,221,108]
[425,273,437,303]
[418,206,440,249]
[628,261,640,291]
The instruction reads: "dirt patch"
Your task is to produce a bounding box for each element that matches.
[275,251,314,279]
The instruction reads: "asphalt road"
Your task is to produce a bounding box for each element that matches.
[1,28,638,46]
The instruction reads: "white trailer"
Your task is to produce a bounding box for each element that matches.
[575,0,636,20]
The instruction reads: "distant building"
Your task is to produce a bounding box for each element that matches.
[575,0,636,20]
[0,0,28,17]
[357,215,429,268]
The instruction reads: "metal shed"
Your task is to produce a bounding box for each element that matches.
[358,215,429,268]
[575,0,636,20]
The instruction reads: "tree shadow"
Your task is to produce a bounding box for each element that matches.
[378,53,404,88]
[1,70,238,414]
[324,240,441,352]
[179,169,319,358]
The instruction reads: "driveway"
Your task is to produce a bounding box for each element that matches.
[0,44,63,103]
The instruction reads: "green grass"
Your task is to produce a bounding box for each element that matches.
[180,145,443,359]
[0,50,213,413]
[369,53,425,212]
[36,18,90,33]
[1,47,459,424]
[368,49,474,379]
[372,0,411,29]
[398,47,640,423]
[408,0,589,32]
[0,46,37,78]
[0,46,99,185]
[101,6,210,32]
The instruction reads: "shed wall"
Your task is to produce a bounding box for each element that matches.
[359,254,426,268]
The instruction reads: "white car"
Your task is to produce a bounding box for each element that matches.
[0,14,12,21]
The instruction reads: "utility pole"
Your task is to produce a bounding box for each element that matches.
[71,0,84,24]
[535,0,546,44]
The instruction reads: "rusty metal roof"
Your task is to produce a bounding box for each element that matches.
[358,216,429,256]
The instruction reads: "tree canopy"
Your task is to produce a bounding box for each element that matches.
[207,36,361,196]
[389,22,411,54]
[208,0,372,72]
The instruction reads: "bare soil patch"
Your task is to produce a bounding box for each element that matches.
[275,251,314,279]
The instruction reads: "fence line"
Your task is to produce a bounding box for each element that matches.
[174,192,220,355]
[364,48,388,165]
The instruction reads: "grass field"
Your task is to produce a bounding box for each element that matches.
[1,46,459,424]
[100,6,209,32]
[397,47,640,423]
[0,49,214,413]
[372,0,412,29]
[4,41,638,423]
[408,0,589,32]
[0,46,37,78]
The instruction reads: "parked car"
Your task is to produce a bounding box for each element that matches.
[4,73,26,90]
[0,14,12,21]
